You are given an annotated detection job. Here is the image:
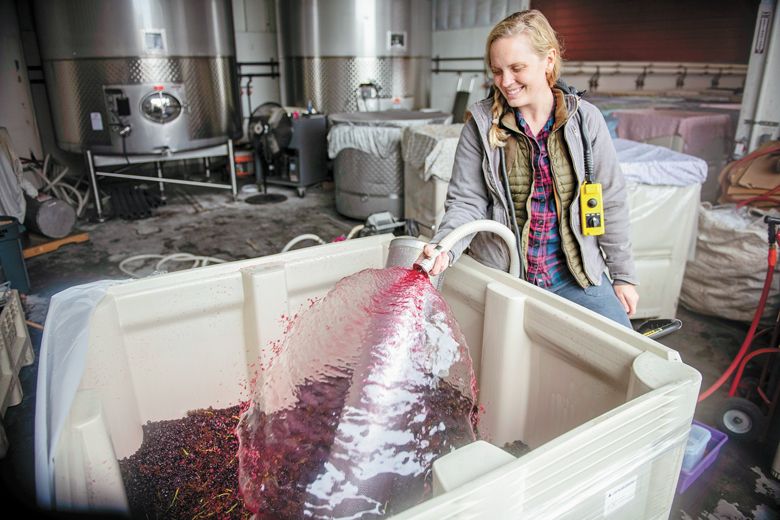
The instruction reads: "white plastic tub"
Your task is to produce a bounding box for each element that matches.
[36,235,701,518]
[626,182,700,318]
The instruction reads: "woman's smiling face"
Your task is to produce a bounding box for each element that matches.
[489,33,555,109]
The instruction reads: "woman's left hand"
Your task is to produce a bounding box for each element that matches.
[613,284,639,317]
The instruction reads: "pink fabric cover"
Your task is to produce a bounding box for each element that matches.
[614,109,733,158]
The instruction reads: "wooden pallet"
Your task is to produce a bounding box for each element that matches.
[22,232,90,259]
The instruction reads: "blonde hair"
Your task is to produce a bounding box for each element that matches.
[485,10,564,148]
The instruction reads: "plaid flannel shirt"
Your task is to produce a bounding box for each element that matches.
[516,110,570,288]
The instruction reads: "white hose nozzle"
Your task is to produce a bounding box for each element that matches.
[413,245,444,274]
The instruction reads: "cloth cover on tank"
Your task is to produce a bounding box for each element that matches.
[327,111,451,220]
[401,124,463,236]
[402,124,463,183]
[613,138,707,186]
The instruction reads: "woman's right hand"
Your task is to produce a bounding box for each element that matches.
[416,244,450,276]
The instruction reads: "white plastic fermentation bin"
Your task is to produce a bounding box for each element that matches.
[36,235,700,518]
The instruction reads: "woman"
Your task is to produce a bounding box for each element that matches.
[420,9,638,327]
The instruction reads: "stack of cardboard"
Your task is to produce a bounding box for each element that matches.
[719,141,780,208]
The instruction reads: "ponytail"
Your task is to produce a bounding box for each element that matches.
[488,88,509,149]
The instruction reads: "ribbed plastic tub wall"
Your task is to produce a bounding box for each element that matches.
[43,235,700,519]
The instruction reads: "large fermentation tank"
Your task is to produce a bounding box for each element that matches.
[276,0,432,113]
[33,0,240,155]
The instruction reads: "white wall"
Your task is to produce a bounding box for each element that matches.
[0,0,42,160]
[429,0,531,113]
[233,0,281,139]
[430,26,493,113]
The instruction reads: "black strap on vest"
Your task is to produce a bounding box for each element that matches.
[499,146,526,280]
[555,79,594,182]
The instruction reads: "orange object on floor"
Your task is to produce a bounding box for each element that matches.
[22,232,90,259]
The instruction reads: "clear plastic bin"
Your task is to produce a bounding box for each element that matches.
[677,421,728,495]
[681,423,712,472]
[36,235,701,518]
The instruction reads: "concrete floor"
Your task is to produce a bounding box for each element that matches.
[1,176,779,518]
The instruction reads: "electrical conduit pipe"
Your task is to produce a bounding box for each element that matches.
[415,220,521,278]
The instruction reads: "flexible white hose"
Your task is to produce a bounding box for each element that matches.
[37,168,80,211]
[155,253,201,271]
[48,165,70,188]
[119,254,163,277]
[42,155,50,183]
[39,155,69,190]
[119,253,227,278]
[281,234,326,253]
[52,182,84,210]
[346,224,365,239]
[32,154,89,217]
[64,184,89,216]
[416,219,521,277]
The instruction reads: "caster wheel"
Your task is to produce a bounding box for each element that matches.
[297,187,306,198]
[716,396,766,441]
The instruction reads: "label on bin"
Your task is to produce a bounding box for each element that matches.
[604,475,637,516]
[90,112,104,131]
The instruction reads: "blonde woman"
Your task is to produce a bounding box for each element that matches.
[421,9,638,327]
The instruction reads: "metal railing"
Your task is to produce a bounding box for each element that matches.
[432,56,486,75]
[563,61,748,91]
[431,56,748,91]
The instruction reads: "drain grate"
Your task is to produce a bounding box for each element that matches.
[245,193,288,205]
[106,184,165,220]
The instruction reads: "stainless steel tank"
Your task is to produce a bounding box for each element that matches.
[32,0,240,155]
[276,0,432,113]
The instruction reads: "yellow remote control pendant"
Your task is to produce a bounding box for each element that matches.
[580,182,605,236]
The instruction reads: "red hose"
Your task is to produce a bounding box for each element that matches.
[736,184,780,209]
[698,246,777,403]
[727,347,780,398]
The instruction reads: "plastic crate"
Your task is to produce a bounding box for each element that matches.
[677,420,728,494]
[0,288,33,457]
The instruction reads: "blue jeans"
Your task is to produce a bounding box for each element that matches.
[548,273,632,328]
